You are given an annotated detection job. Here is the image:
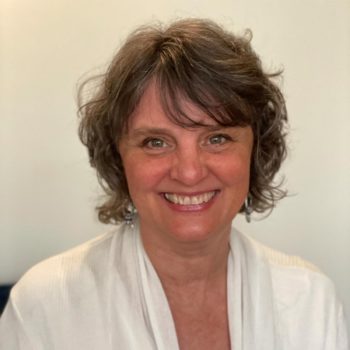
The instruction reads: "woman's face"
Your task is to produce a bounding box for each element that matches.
[119,83,253,247]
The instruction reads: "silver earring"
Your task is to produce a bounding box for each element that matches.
[244,195,253,223]
[124,203,136,228]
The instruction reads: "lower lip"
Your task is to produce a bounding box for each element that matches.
[161,191,219,212]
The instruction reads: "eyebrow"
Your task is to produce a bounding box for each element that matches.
[131,128,171,136]
[130,125,230,136]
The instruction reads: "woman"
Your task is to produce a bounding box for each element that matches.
[0,18,348,349]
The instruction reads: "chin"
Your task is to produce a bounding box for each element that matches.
[164,219,231,244]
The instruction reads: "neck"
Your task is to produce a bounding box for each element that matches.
[140,226,231,288]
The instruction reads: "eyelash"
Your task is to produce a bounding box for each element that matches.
[141,137,168,149]
[140,133,234,152]
[207,134,233,145]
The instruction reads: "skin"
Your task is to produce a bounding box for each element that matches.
[119,82,253,350]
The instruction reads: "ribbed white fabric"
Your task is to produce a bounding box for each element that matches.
[0,222,348,349]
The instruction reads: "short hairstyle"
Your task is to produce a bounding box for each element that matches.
[78,18,288,224]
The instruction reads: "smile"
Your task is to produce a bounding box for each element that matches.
[164,191,217,205]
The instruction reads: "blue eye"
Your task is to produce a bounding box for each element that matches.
[143,138,167,149]
[208,134,230,145]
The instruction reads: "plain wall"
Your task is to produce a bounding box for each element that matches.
[1,0,349,334]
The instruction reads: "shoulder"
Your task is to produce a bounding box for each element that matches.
[10,224,131,313]
[233,229,348,347]
[15,230,114,288]
[1,224,140,348]
[236,229,337,303]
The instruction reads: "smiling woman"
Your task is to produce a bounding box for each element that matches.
[0,18,348,350]
[78,18,288,225]
[119,81,253,245]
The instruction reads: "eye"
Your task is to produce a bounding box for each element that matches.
[208,134,232,145]
[140,137,172,154]
[144,138,167,148]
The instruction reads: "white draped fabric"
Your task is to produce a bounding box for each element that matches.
[0,222,348,349]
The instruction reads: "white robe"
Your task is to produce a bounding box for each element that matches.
[0,222,348,349]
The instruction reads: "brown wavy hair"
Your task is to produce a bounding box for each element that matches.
[78,18,288,224]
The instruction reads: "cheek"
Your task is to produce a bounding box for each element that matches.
[123,155,169,192]
[214,154,251,185]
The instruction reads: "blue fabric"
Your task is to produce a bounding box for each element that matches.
[0,285,13,315]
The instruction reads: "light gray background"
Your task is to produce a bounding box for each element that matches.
[1,0,349,334]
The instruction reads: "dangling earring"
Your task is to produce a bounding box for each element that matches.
[244,194,253,223]
[124,202,136,228]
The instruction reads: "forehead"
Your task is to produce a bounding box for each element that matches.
[128,81,220,129]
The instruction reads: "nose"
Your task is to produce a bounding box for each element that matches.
[170,144,208,186]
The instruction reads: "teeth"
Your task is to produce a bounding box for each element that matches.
[164,191,215,205]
